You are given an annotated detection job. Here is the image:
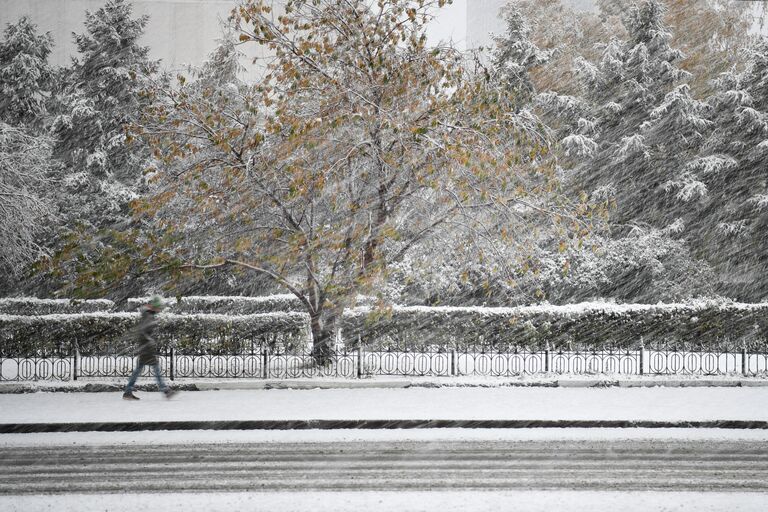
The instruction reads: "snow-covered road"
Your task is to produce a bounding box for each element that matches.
[2,439,767,495]
[2,387,767,511]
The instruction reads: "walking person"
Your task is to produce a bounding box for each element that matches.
[122,296,177,400]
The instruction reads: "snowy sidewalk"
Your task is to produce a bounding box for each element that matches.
[2,374,768,394]
[2,387,767,426]
[4,490,768,512]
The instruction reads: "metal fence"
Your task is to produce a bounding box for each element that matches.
[2,341,768,381]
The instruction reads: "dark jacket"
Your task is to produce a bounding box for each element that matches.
[136,308,159,366]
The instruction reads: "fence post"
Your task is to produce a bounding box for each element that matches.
[544,342,550,373]
[169,347,175,381]
[72,339,79,381]
[450,349,456,377]
[262,348,269,379]
[357,337,363,379]
[742,344,748,377]
[639,337,645,376]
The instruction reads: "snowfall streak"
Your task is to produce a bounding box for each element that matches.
[1,440,767,493]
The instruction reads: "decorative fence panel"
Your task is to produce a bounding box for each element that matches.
[551,348,640,375]
[174,353,263,379]
[365,348,451,377]
[0,354,73,381]
[745,351,768,376]
[2,341,768,381]
[647,349,741,375]
[458,348,545,377]
[265,350,358,379]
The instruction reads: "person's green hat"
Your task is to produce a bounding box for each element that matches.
[147,295,164,312]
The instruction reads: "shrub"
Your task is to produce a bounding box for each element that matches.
[125,295,305,314]
[125,294,377,314]
[0,311,308,356]
[0,297,115,315]
[4,298,767,356]
[341,299,768,350]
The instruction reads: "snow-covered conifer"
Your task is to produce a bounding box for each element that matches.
[52,0,157,189]
[531,0,715,301]
[491,5,553,103]
[547,1,702,221]
[0,17,53,128]
[31,0,160,298]
[690,38,768,299]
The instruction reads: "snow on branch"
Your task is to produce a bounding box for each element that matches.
[615,134,648,162]
[716,221,748,238]
[561,134,597,158]
[685,155,737,176]
[746,194,768,212]
[663,172,708,202]
[535,92,588,118]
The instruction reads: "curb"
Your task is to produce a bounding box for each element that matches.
[2,419,768,434]
[0,383,201,394]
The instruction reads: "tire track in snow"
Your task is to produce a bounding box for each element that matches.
[1,440,767,493]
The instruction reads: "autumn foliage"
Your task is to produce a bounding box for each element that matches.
[136,0,565,362]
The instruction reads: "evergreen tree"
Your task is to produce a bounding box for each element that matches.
[539,0,696,225]
[0,17,54,128]
[37,0,158,297]
[628,83,711,227]
[0,18,57,292]
[52,0,157,194]
[43,34,273,299]
[688,39,768,300]
[491,5,553,105]
[518,0,754,99]
[539,2,768,301]
[535,0,714,301]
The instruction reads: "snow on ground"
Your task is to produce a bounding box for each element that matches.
[11,373,768,393]
[1,490,766,512]
[3,427,768,447]
[1,387,767,424]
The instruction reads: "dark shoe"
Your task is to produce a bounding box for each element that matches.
[122,392,140,401]
[164,389,178,399]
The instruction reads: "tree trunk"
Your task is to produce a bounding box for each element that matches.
[309,309,338,366]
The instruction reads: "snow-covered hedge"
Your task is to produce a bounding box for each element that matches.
[4,298,767,354]
[125,295,305,314]
[342,300,768,349]
[0,298,115,316]
[3,294,378,316]
[0,295,308,316]
[0,312,308,356]
[126,294,377,314]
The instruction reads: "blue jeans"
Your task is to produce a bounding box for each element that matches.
[124,362,169,394]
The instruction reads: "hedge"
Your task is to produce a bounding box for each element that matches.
[126,295,306,314]
[0,295,304,315]
[3,294,378,315]
[0,312,308,356]
[341,300,768,350]
[3,298,768,355]
[0,298,115,316]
